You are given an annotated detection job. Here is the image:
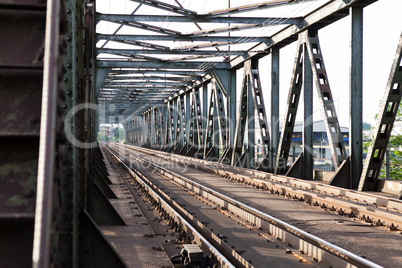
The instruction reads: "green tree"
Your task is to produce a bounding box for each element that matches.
[365,103,402,180]
[363,122,371,131]
[388,103,402,180]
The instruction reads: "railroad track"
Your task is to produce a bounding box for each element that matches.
[122,143,402,233]
[104,143,383,268]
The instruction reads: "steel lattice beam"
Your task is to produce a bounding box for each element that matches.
[129,0,198,18]
[96,13,301,25]
[96,60,230,69]
[98,48,249,56]
[96,34,270,43]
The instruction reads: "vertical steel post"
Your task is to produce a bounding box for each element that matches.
[186,91,191,152]
[213,92,220,159]
[248,79,255,168]
[173,98,178,147]
[144,112,148,144]
[151,108,155,146]
[161,104,167,147]
[271,47,280,171]
[203,83,208,146]
[133,120,136,143]
[143,112,147,144]
[229,70,237,153]
[303,43,314,179]
[179,95,185,150]
[32,0,59,266]
[350,6,363,189]
[135,119,137,143]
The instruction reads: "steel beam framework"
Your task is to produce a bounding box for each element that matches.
[99,0,402,197]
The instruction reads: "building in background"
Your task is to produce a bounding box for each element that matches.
[290,121,349,170]
[98,125,114,141]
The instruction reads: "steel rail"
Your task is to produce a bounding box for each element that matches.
[105,145,239,268]
[133,144,402,212]
[112,144,382,268]
[132,145,402,231]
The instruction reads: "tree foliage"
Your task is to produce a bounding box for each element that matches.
[388,103,402,180]
[97,125,125,143]
[363,122,371,131]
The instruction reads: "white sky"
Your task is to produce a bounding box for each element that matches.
[96,0,402,127]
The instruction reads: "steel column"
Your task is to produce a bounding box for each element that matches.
[232,67,249,167]
[186,91,191,152]
[204,87,216,159]
[350,6,364,189]
[303,43,314,179]
[202,83,208,149]
[271,47,280,172]
[151,108,155,146]
[161,104,167,147]
[172,98,178,150]
[248,76,255,168]
[179,95,186,153]
[191,87,202,156]
[229,70,237,153]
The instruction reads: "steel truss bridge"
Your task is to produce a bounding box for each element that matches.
[1,0,401,267]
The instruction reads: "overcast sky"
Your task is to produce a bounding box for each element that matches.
[96,0,402,127]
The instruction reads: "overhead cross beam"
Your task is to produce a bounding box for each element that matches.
[103,81,191,86]
[109,39,171,50]
[129,0,198,18]
[202,0,304,18]
[101,86,182,90]
[96,13,302,25]
[97,48,249,57]
[105,75,191,82]
[107,69,207,76]
[96,34,270,43]
[96,60,231,69]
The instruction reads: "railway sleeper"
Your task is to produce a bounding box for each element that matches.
[119,146,385,268]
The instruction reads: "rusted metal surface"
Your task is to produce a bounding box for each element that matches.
[0,9,46,67]
[0,215,35,268]
[0,0,46,7]
[0,140,39,213]
[0,3,46,267]
[0,70,43,136]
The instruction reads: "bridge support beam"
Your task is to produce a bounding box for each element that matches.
[270,47,280,172]
[303,43,314,180]
[350,6,364,189]
[185,91,191,153]
[247,74,255,168]
[359,32,402,191]
[202,83,208,151]
[228,70,237,162]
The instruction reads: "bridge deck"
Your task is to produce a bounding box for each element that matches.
[105,143,402,267]
[100,149,172,268]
